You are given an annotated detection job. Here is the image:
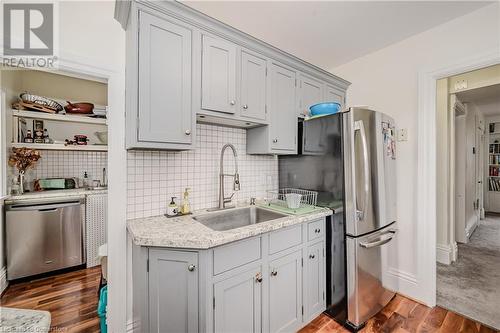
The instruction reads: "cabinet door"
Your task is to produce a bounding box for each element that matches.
[299,75,323,117]
[240,51,267,121]
[324,84,345,108]
[138,11,193,144]
[268,250,302,333]
[201,35,237,114]
[269,63,297,152]
[304,242,325,322]
[148,249,198,333]
[214,267,262,333]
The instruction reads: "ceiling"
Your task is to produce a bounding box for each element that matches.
[457,84,500,116]
[183,1,492,71]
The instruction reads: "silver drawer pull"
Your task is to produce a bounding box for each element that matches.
[185,130,191,135]
[255,272,263,283]
[359,230,397,249]
[230,100,235,106]
[271,270,278,277]
[272,138,278,143]
[309,254,315,259]
[243,104,248,109]
[188,264,196,271]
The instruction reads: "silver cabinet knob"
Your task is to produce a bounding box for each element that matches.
[243,104,248,109]
[271,270,278,276]
[188,264,196,271]
[309,254,315,259]
[185,130,191,135]
[315,228,321,233]
[255,272,263,283]
[230,100,235,106]
[272,138,278,143]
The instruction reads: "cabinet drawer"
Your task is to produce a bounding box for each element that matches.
[213,237,261,275]
[307,220,325,241]
[269,225,302,255]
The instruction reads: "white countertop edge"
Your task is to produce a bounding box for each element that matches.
[5,188,107,202]
[127,207,333,249]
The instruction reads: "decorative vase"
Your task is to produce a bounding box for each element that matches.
[18,170,25,195]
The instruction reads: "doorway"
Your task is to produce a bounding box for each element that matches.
[435,65,500,330]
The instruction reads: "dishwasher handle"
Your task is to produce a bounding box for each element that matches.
[7,201,82,211]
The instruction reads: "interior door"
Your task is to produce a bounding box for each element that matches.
[475,115,484,220]
[268,250,302,333]
[240,51,267,120]
[299,75,323,117]
[269,62,297,152]
[201,35,237,114]
[138,11,192,144]
[214,267,262,333]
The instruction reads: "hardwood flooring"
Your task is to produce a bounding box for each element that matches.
[1,267,497,333]
[1,266,101,333]
[300,294,499,333]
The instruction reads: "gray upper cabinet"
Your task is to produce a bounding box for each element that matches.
[214,266,262,333]
[127,9,194,149]
[201,35,237,114]
[324,84,345,109]
[247,61,297,155]
[148,249,198,333]
[299,74,324,118]
[119,1,349,149]
[268,250,303,333]
[269,63,297,152]
[240,50,267,121]
[304,241,325,322]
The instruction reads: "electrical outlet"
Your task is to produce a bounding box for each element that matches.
[397,129,408,141]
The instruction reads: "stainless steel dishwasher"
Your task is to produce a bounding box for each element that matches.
[5,197,86,280]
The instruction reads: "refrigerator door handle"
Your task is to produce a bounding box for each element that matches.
[354,120,370,221]
[359,229,397,248]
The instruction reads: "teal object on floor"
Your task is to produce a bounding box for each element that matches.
[97,285,108,333]
[309,102,341,116]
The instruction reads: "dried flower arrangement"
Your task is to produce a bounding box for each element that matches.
[8,147,41,173]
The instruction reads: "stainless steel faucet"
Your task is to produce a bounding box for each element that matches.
[102,168,107,187]
[218,143,240,209]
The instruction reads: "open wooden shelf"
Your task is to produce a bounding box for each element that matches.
[10,142,108,151]
[11,109,107,125]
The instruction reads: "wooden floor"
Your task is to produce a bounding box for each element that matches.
[1,266,101,333]
[300,294,498,333]
[1,267,497,333]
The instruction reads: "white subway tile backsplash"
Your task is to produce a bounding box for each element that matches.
[127,123,278,219]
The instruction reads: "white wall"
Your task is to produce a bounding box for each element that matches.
[333,3,500,301]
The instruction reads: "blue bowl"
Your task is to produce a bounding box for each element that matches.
[309,102,341,116]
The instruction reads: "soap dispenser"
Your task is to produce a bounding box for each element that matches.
[181,188,191,215]
[166,197,178,217]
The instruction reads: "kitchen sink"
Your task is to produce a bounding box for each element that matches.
[193,206,287,231]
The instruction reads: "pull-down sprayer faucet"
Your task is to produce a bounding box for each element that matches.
[218,143,240,209]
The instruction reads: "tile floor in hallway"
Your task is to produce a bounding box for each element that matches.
[437,213,500,330]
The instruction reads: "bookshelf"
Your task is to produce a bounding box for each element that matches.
[488,122,500,191]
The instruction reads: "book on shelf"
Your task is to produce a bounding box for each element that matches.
[490,178,500,191]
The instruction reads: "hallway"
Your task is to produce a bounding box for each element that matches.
[437,214,500,329]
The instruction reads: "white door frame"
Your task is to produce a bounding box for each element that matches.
[417,49,500,306]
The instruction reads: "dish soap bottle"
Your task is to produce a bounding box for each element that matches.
[166,197,178,217]
[181,188,191,215]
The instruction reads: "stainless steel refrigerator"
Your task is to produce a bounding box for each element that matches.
[279,107,397,331]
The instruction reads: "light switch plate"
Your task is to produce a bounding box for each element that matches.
[397,129,408,141]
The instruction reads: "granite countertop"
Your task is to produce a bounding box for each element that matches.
[5,188,107,203]
[0,307,51,333]
[127,205,333,249]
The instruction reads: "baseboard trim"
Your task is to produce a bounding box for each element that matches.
[386,267,420,301]
[387,268,418,285]
[0,266,8,295]
[436,244,453,265]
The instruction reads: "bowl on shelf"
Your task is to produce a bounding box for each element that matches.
[309,102,341,116]
[95,131,108,145]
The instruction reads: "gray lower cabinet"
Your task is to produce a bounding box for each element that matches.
[148,249,198,333]
[132,218,326,333]
[268,250,302,333]
[304,241,326,322]
[214,266,262,333]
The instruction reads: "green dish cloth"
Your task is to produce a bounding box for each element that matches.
[258,203,324,215]
[38,179,66,189]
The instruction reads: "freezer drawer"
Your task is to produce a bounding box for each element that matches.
[346,224,397,328]
[6,198,85,280]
